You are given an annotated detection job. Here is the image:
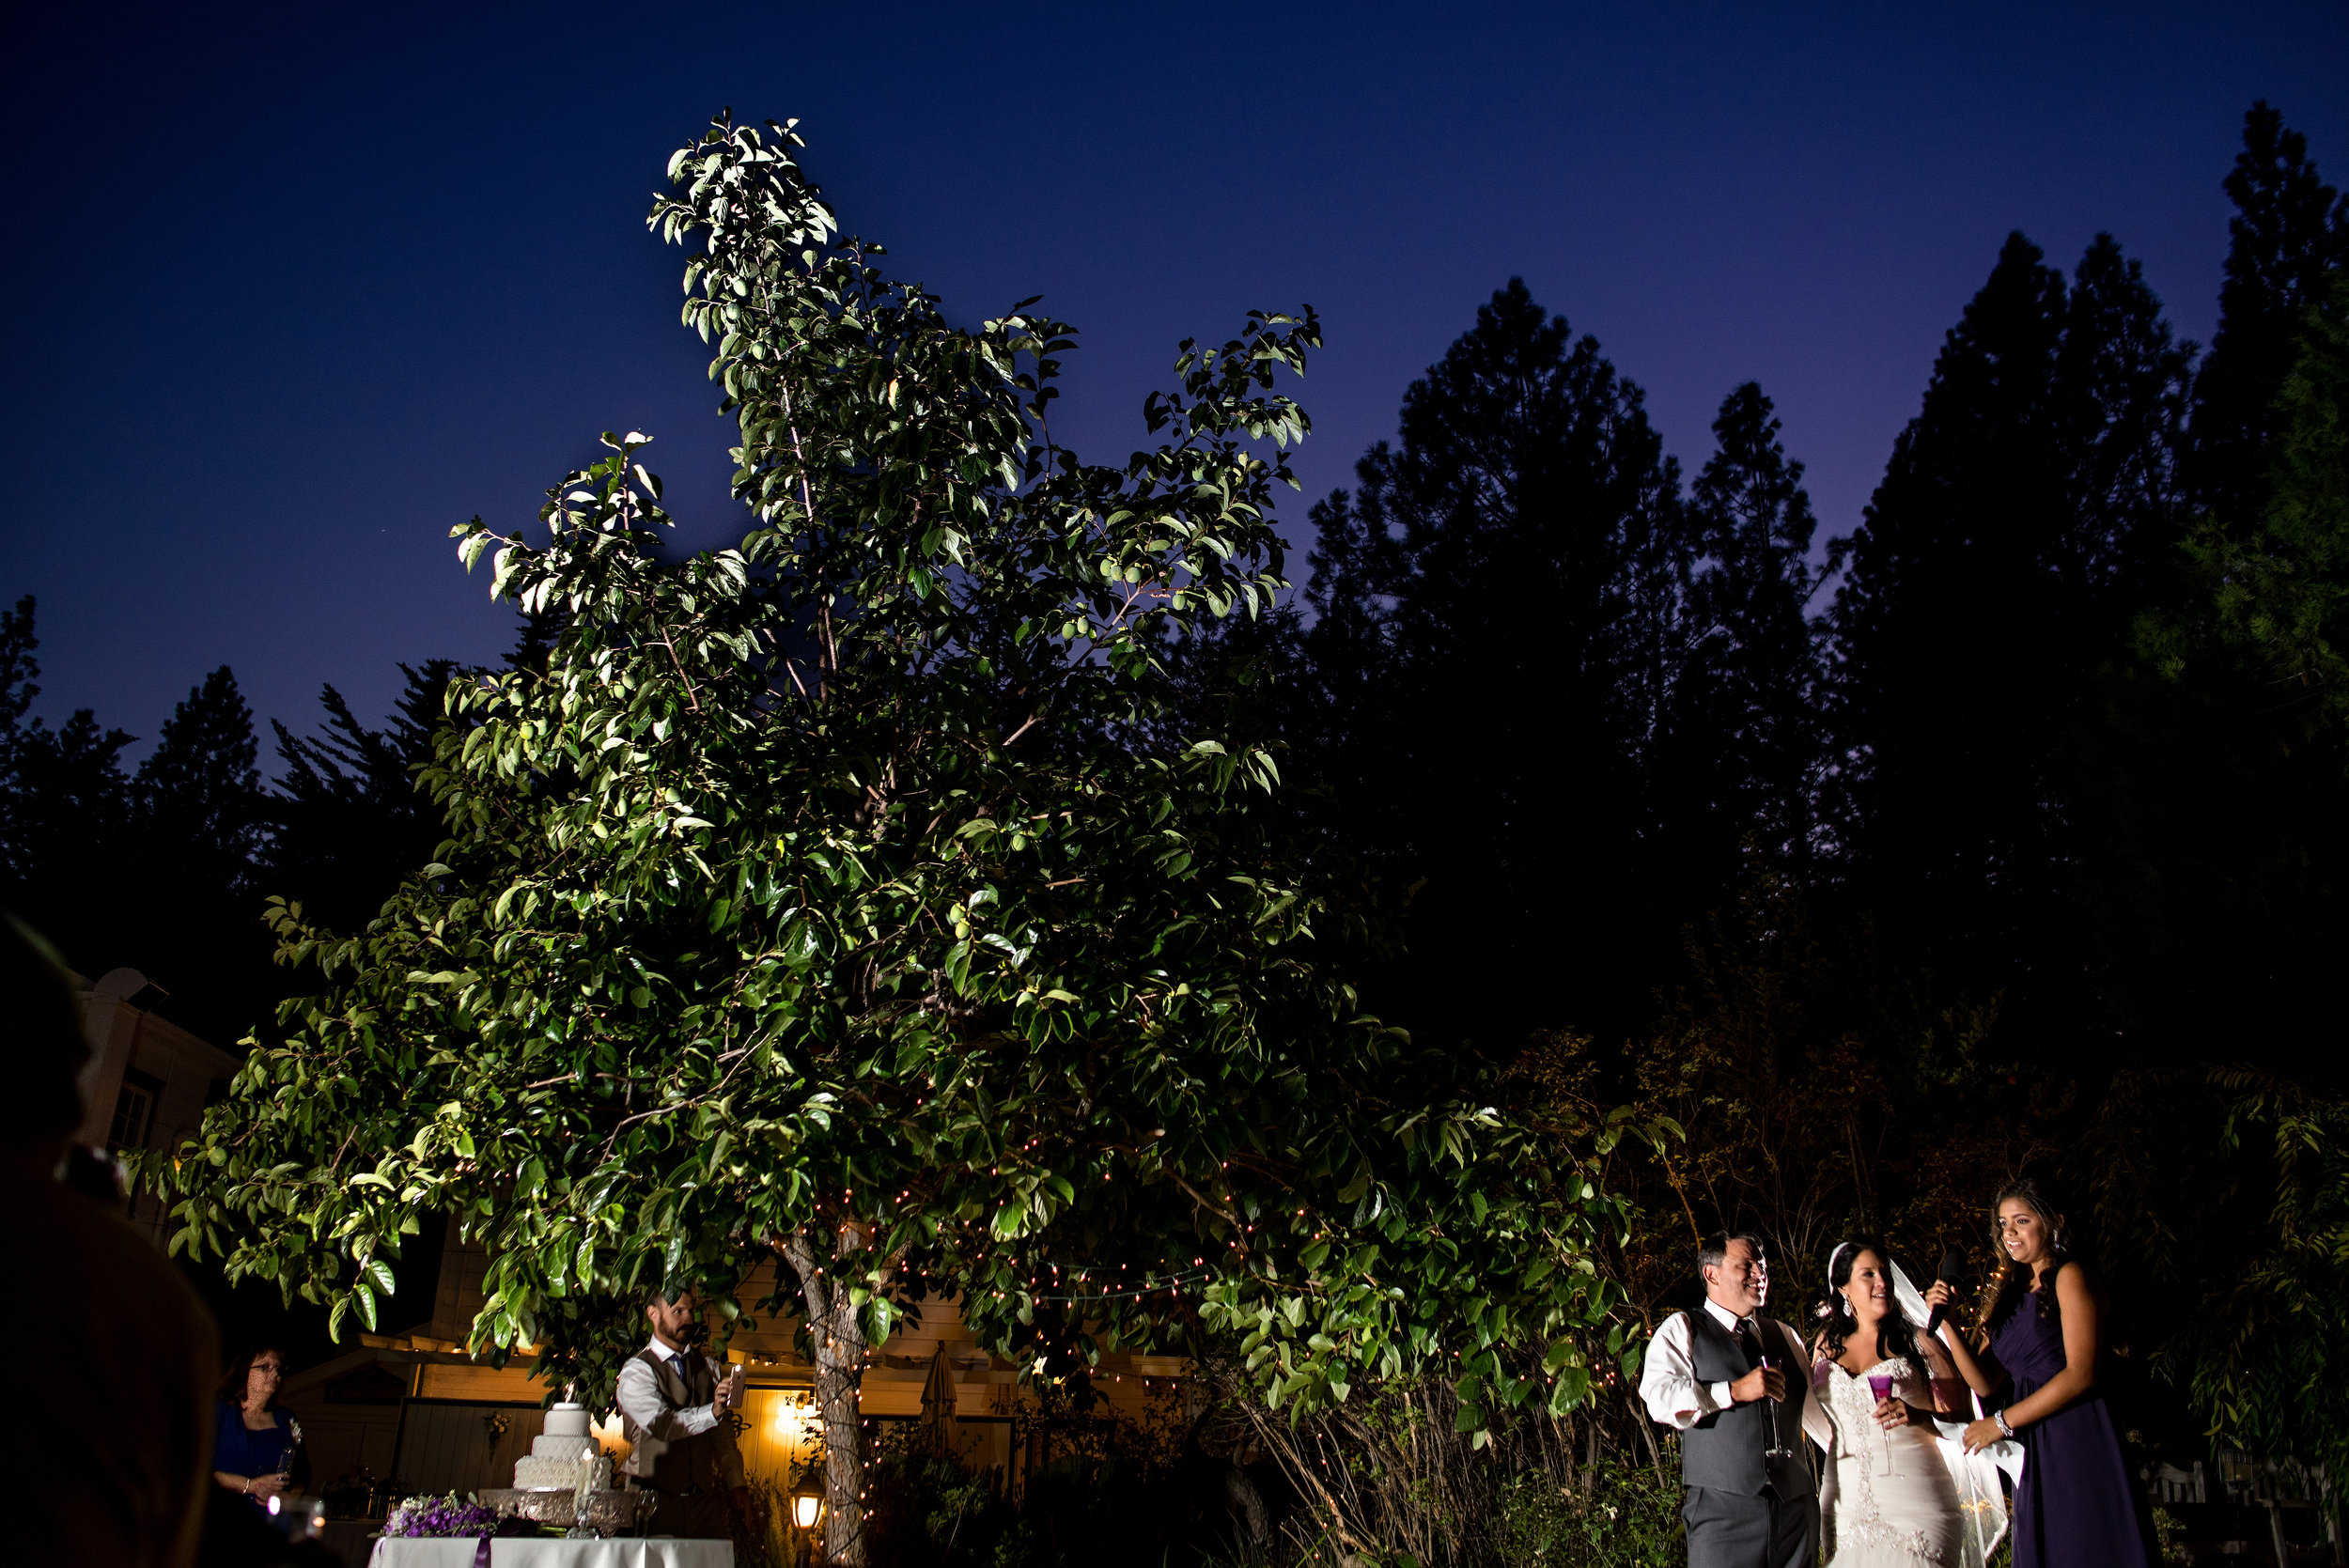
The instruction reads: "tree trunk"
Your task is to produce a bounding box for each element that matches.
[781,1227,874,1567]
[1222,1461,1268,1545]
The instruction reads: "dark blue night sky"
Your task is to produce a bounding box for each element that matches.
[7,1,2344,753]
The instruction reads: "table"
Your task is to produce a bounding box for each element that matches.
[367,1541,735,1568]
[319,1520,382,1568]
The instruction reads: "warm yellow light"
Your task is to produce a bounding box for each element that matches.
[770,1391,818,1438]
[792,1493,822,1529]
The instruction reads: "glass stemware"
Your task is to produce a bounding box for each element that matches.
[1754,1339,1795,1461]
[1865,1374,1900,1477]
[276,1417,300,1488]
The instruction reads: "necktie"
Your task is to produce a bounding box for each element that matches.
[668,1352,691,1388]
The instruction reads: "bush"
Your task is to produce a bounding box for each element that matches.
[1495,1458,1684,1567]
[858,1381,1211,1567]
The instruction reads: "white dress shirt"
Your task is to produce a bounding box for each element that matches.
[614,1336,721,1443]
[1640,1297,1834,1454]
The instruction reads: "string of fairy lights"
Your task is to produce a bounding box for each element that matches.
[907,1253,1219,1304]
[1008,1265,1212,1303]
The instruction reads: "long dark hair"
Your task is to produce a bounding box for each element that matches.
[1985,1176,2070,1330]
[218,1345,290,1411]
[1813,1240,1931,1385]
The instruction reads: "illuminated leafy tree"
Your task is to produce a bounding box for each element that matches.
[156,115,1625,1561]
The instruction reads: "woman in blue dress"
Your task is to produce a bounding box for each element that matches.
[210,1346,303,1514]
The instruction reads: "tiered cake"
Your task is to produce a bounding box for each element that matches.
[513,1402,607,1491]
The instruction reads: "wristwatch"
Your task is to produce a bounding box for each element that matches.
[1993,1410,2015,1439]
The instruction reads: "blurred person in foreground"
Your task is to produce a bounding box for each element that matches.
[0,910,221,1567]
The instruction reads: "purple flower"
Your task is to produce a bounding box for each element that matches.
[382,1494,532,1539]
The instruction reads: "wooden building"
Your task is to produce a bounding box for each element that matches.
[72,967,239,1247]
[280,1222,1192,1501]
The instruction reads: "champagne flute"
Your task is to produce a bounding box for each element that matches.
[1748,1320,1795,1462]
[1866,1374,1900,1477]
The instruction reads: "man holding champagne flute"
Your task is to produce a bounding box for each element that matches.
[1640,1232,1829,1568]
[615,1287,749,1540]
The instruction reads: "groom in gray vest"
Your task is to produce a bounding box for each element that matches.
[1639,1231,1821,1568]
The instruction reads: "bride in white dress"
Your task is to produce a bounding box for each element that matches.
[1810,1242,2008,1568]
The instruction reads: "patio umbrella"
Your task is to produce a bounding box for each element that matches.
[918,1343,960,1452]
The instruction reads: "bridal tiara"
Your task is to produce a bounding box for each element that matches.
[1815,1241,1858,1321]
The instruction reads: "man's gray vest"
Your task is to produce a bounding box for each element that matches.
[1678,1309,1812,1498]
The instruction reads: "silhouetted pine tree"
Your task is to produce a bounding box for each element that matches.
[1660,383,1828,887]
[1825,231,2191,1039]
[121,665,275,1042]
[134,667,266,894]
[1299,278,1685,1049]
[264,660,461,934]
[2076,107,2349,1075]
[0,597,136,961]
[2188,101,2349,521]
[2098,280,2349,1074]
[506,603,566,675]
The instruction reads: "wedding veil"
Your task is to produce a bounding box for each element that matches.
[1829,1249,2014,1567]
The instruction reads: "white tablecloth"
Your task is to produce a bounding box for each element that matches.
[367,1541,733,1568]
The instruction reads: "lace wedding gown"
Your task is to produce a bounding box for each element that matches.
[1818,1358,1968,1568]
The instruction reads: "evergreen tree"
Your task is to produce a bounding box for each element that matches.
[1825,231,2191,1033]
[2056,236,2196,598]
[2093,272,2349,1071]
[0,605,277,1038]
[2189,102,2349,520]
[1293,481,1398,807]
[0,596,35,759]
[506,604,565,675]
[265,660,462,934]
[1299,279,1685,1049]
[1663,383,1827,884]
[2198,270,2349,728]
[134,667,266,892]
[125,666,273,1041]
[0,596,136,970]
[2098,107,2346,1071]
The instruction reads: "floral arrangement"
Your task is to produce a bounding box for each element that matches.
[381,1494,532,1538]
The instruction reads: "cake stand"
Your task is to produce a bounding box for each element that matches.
[475,1487,658,1535]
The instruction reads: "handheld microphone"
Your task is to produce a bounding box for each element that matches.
[1924,1249,1966,1334]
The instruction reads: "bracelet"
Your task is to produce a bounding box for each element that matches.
[1994,1410,2015,1439]
[243,1478,253,1495]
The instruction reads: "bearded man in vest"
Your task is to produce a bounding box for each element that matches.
[614,1287,748,1540]
[1639,1231,1830,1568]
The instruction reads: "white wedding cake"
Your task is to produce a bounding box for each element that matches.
[513,1402,609,1491]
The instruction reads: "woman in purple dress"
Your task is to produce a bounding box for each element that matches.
[1929,1179,2153,1568]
